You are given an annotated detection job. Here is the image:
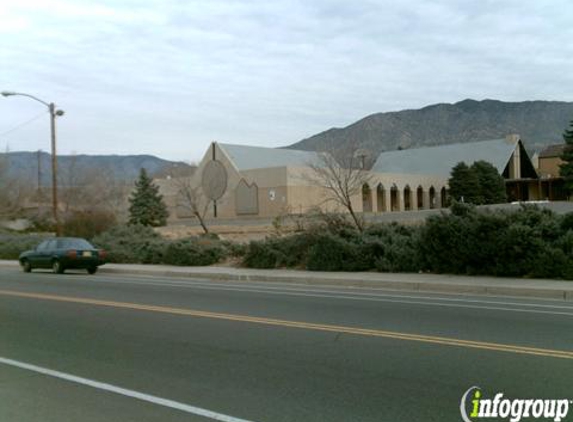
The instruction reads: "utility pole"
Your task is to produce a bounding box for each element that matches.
[37,149,42,196]
[1,91,64,235]
[49,102,60,235]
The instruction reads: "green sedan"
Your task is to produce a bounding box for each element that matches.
[19,237,107,274]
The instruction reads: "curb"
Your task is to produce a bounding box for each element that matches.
[98,267,573,301]
[1,260,571,301]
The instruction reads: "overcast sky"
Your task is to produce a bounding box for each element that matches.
[1,0,572,163]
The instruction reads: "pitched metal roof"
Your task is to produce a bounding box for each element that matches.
[219,143,322,171]
[371,138,519,177]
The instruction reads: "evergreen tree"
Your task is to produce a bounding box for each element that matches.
[128,168,169,227]
[559,119,573,197]
[471,160,507,204]
[448,162,482,204]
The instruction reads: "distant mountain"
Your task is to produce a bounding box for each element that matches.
[287,99,573,156]
[1,152,194,186]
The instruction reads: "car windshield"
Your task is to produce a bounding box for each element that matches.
[56,239,94,249]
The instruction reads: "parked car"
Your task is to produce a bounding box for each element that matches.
[19,237,107,274]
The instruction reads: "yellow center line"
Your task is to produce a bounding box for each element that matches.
[1,289,572,360]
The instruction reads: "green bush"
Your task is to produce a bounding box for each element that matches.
[242,232,320,269]
[363,223,421,272]
[67,207,573,280]
[162,238,225,266]
[561,212,573,231]
[92,224,166,263]
[419,212,473,274]
[223,241,248,258]
[242,240,283,269]
[306,234,368,271]
[0,233,49,260]
[92,225,228,266]
[62,210,117,240]
[420,205,573,279]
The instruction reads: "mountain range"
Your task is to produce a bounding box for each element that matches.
[4,99,573,186]
[1,151,194,186]
[288,99,573,156]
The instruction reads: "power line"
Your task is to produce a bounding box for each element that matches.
[0,110,49,138]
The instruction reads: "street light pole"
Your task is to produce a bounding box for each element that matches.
[1,91,64,236]
[48,102,60,236]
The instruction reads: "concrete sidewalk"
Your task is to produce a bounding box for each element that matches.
[1,259,572,300]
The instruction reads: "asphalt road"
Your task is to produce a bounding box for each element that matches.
[0,267,572,422]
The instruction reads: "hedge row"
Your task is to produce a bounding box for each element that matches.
[0,232,50,260]
[242,222,420,272]
[3,205,573,279]
[0,225,234,267]
[242,204,573,280]
[92,225,232,266]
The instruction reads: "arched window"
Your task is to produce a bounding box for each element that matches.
[441,186,448,208]
[429,186,436,209]
[404,185,412,211]
[417,186,424,210]
[235,179,259,215]
[362,183,372,212]
[390,184,399,212]
[376,183,386,212]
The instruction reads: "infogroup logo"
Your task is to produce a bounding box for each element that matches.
[460,386,571,422]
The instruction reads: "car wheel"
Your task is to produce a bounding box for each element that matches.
[87,266,98,275]
[52,260,64,274]
[22,260,32,273]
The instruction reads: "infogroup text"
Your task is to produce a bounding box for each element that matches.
[460,387,571,422]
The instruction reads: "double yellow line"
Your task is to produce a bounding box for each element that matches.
[1,289,572,360]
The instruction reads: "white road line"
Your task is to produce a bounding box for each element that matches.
[0,356,257,422]
[9,268,573,306]
[74,278,573,316]
[5,270,573,314]
[88,274,573,307]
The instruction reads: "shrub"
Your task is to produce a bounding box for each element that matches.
[373,235,421,273]
[242,240,284,269]
[306,210,359,239]
[0,233,49,260]
[242,232,319,269]
[306,234,365,271]
[272,233,319,267]
[92,224,166,263]
[561,212,573,231]
[222,241,248,258]
[419,205,573,279]
[419,211,475,274]
[162,238,225,266]
[493,223,544,276]
[361,223,421,272]
[62,210,117,240]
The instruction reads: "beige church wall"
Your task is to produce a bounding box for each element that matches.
[366,173,449,212]
[538,157,563,179]
[528,181,541,200]
[173,142,244,220]
[285,166,361,214]
[240,167,289,217]
[192,161,291,219]
[170,143,452,221]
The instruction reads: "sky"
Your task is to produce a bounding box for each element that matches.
[0,0,572,163]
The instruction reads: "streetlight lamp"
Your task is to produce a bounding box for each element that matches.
[1,91,64,236]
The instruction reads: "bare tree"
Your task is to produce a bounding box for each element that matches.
[173,176,211,234]
[57,157,132,223]
[59,154,83,212]
[0,151,32,218]
[307,143,374,232]
[81,165,131,221]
